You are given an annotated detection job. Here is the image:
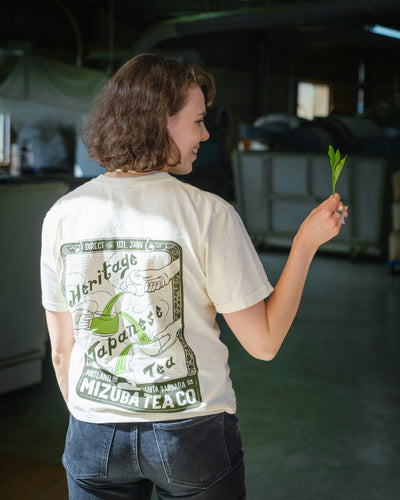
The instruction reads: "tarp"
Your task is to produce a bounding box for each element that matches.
[0,55,107,112]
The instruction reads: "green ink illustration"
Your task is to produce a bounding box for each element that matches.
[115,343,136,374]
[61,238,202,413]
[90,292,123,334]
[119,311,154,345]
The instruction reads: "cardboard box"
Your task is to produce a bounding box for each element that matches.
[393,170,400,202]
[393,202,400,232]
[389,231,400,261]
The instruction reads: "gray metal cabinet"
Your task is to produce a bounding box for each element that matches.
[0,181,69,393]
[233,152,387,256]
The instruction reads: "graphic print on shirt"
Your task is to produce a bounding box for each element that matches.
[60,238,201,413]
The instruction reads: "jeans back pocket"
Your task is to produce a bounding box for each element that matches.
[153,413,237,489]
[63,415,116,479]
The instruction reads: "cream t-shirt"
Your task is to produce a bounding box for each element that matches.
[41,173,273,423]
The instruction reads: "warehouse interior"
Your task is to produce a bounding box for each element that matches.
[1,1,399,498]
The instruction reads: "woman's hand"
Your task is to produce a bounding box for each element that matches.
[294,193,348,256]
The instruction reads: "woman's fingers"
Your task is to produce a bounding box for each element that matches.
[296,193,349,251]
[333,195,349,225]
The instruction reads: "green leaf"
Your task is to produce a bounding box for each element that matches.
[334,155,347,178]
[328,146,347,194]
[328,145,336,168]
[332,155,347,193]
[334,148,340,168]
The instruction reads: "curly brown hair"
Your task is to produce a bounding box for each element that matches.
[82,53,216,172]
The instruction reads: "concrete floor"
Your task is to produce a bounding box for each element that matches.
[0,251,399,499]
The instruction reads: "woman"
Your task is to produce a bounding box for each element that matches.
[41,53,347,499]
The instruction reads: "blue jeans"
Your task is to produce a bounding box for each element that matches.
[63,412,245,499]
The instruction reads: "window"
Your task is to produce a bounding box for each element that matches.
[297,82,330,120]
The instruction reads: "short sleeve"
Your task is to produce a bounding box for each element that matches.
[205,205,274,314]
[40,211,69,312]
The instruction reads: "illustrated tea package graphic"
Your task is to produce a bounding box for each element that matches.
[61,238,201,413]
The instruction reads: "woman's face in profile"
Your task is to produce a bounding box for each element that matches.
[166,85,210,175]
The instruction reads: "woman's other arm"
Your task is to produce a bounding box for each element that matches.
[45,310,75,404]
[223,193,348,360]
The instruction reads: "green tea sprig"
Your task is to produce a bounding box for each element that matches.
[328,145,347,194]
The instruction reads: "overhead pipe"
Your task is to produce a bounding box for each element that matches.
[132,0,400,55]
